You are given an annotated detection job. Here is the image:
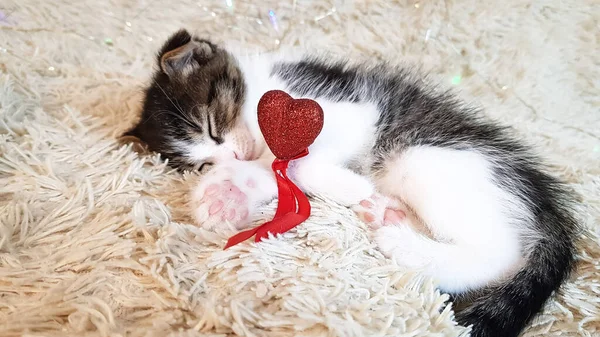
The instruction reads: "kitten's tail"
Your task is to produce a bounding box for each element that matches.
[455,190,578,337]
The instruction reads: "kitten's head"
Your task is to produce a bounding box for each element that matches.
[125,29,255,172]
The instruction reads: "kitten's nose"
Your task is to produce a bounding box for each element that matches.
[233,151,239,160]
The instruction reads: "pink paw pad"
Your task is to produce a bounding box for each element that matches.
[209,200,224,215]
[221,208,236,221]
[204,184,220,197]
[196,179,251,229]
[384,208,406,225]
[353,194,406,229]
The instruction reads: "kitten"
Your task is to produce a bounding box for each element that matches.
[126,29,579,337]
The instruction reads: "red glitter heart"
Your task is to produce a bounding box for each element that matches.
[257,90,324,160]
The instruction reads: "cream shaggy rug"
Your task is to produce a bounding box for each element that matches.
[0,1,599,336]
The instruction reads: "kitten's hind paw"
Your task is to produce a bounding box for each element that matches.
[352,194,406,229]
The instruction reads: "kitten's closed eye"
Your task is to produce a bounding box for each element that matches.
[199,162,214,173]
[206,114,224,144]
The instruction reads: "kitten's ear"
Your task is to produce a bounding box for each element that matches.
[158,29,215,79]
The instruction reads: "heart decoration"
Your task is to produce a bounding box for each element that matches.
[257,90,324,160]
[224,90,324,249]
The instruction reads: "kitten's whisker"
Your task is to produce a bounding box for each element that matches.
[174,97,187,116]
[138,80,187,125]
[143,109,199,132]
[153,80,186,115]
[161,110,200,130]
[143,81,205,130]
[186,103,207,127]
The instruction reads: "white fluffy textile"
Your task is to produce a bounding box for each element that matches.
[0,1,598,336]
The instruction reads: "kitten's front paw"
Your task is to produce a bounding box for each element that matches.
[352,193,406,229]
[193,179,250,231]
[191,161,277,232]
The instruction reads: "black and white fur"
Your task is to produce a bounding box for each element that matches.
[126,30,579,337]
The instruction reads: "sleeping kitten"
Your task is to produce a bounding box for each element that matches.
[126,30,579,337]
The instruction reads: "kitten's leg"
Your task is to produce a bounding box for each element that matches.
[191,159,277,232]
[288,155,409,226]
[287,155,375,206]
[373,146,526,293]
[287,155,407,227]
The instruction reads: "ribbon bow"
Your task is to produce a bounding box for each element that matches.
[224,150,310,249]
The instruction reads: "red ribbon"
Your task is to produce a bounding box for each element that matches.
[224,149,311,249]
